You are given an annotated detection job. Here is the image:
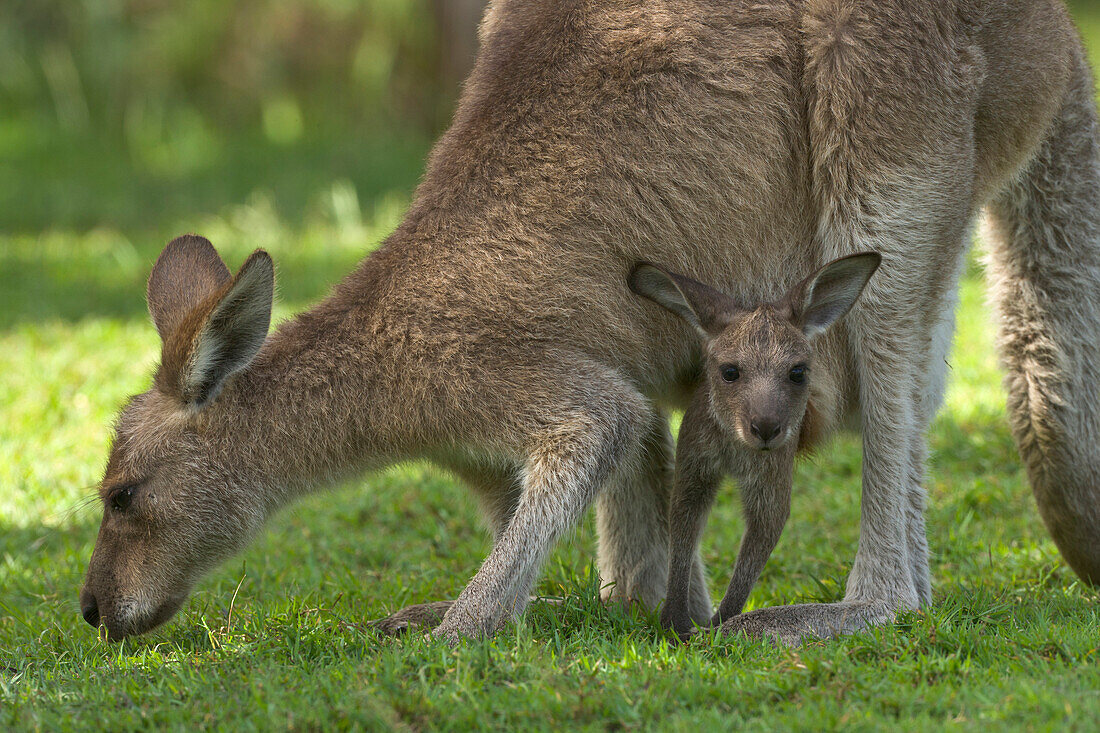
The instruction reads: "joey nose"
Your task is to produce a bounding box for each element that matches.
[81,596,100,628]
[750,418,781,444]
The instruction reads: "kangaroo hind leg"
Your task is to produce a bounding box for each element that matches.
[597,409,713,623]
[717,2,982,643]
[983,45,1100,585]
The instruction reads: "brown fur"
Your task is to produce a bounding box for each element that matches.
[81,0,1100,644]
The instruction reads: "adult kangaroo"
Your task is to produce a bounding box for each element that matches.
[82,0,1100,644]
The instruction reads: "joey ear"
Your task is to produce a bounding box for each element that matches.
[789,252,881,338]
[147,235,232,340]
[628,263,738,337]
[156,249,275,408]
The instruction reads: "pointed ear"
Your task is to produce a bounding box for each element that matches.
[628,263,738,337]
[789,252,881,338]
[147,235,232,340]
[155,249,275,408]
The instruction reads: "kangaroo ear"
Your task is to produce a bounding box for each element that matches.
[147,235,232,340]
[154,248,275,408]
[789,252,881,338]
[629,263,738,337]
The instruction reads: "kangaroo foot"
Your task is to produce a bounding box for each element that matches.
[374,596,563,642]
[717,600,896,646]
[370,601,454,636]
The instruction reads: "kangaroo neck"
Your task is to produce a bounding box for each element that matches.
[208,235,426,510]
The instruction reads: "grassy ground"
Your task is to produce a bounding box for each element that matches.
[5,5,1100,730]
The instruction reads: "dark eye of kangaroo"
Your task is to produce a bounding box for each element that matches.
[789,365,807,384]
[720,364,740,382]
[110,486,134,512]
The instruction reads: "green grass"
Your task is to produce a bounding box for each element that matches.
[5,4,1100,730]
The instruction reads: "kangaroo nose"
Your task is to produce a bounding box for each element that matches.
[81,597,100,628]
[750,418,781,443]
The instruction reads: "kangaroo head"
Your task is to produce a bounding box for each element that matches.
[80,235,275,640]
[630,252,880,450]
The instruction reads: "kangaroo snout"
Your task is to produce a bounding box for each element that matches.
[80,591,99,629]
[749,417,782,446]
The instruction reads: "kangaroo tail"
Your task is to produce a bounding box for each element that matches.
[984,45,1100,584]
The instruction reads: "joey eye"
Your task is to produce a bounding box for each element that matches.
[720,365,740,382]
[110,486,134,512]
[789,365,807,384]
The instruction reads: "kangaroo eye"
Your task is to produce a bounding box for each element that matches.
[720,365,740,382]
[789,365,807,384]
[110,486,134,512]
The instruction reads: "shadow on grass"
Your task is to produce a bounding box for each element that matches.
[0,520,96,646]
[0,130,430,236]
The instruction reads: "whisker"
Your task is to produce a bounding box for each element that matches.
[55,487,104,524]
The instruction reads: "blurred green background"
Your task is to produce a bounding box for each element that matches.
[0,0,485,235]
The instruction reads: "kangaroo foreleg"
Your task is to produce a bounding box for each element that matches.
[370,601,454,636]
[660,400,724,638]
[712,450,793,626]
[370,457,523,636]
[432,391,647,644]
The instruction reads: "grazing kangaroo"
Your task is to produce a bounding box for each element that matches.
[629,254,880,638]
[82,0,1100,645]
